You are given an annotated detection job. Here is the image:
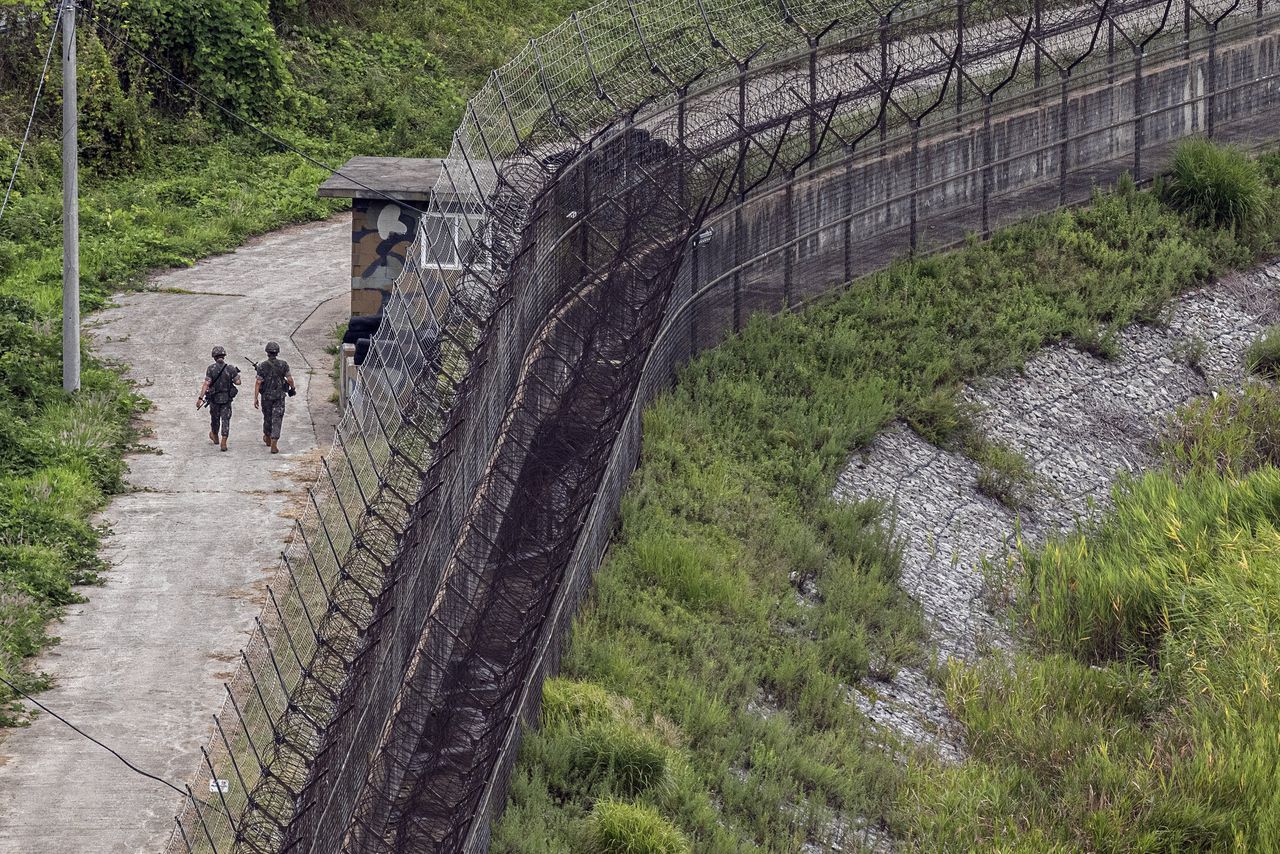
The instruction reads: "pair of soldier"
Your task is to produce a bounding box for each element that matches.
[197,341,295,453]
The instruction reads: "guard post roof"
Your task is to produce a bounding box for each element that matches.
[316,156,501,205]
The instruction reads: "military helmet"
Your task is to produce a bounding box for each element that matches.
[265,341,281,355]
[211,345,226,358]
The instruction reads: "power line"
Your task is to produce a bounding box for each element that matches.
[91,16,436,219]
[0,672,186,797]
[0,1,65,226]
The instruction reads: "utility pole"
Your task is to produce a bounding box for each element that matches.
[62,0,79,393]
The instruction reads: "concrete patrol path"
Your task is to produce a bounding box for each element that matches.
[0,216,351,853]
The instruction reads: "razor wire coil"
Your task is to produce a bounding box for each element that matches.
[168,0,1280,850]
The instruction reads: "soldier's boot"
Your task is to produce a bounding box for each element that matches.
[220,437,228,452]
[270,438,279,455]
[209,430,218,444]
[263,433,271,446]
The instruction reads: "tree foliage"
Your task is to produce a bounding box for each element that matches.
[96,0,293,120]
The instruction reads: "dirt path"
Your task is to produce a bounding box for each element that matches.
[0,216,350,853]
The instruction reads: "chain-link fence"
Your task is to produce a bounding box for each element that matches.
[168,0,1280,850]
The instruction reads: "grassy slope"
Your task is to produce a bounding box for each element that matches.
[0,0,587,722]
[905,384,1280,852]
[494,160,1280,850]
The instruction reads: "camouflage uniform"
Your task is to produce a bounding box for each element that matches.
[205,361,241,438]
[257,357,291,440]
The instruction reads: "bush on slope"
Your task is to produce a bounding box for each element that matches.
[905,385,1280,852]
[494,156,1280,850]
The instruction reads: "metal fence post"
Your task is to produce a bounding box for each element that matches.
[783,179,794,309]
[1059,69,1070,205]
[580,142,591,282]
[809,37,819,159]
[689,240,700,358]
[843,156,854,281]
[677,86,687,207]
[955,0,965,124]
[909,119,920,253]
[734,58,747,331]
[1034,0,1043,85]
[982,93,993,238]
[1133,48,1144,182]
[1108,18,1116,84]
[1184,0,1192,56]
[879,14,890,141]
[1206,26,1218,138]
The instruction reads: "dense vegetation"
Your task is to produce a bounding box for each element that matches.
[0,0,588,721]
[3,0,1279,846]
[494,145,1280,851]
[905,382,1280,852]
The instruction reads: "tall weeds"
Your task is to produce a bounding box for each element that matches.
[497,152,1280,851]
[903,387,1280,851]
[1162,138,1271,236]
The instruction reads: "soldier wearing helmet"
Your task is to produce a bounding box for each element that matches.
[254,341,295,454]
[196,345,241,451]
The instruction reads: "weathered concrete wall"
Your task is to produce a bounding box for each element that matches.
[683,23,1280,345]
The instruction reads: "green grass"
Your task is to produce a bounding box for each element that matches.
[1245,325,1280,380]
[0,0,592,722]
[907,387,1039,509]
[585,800,692,854]
[901,385,1280,851]
[1159,382,1280,476]
[1162,138,1272,237]
[494,156,1280,850]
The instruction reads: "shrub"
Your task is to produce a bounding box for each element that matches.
[584,800,691,854]
[625,530,736,613]
[906,386,978,450]
[1068,320,1120,361]
[1171,334,1207,374]
[1158,384,1280,477]
[541,678,615,732]
[109,0,294,120]
[1162,139,1269,235]
[572,722,671,799]
[1244,325,1280,379]
[77,29,147,173]
[908,465,1280,851]
[973,444,1037,509]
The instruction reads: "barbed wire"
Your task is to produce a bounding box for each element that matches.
[166,0,1280,851]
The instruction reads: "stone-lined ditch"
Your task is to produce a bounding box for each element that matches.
[835,260,1280,764]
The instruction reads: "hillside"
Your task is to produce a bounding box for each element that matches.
[0,0,588,719]
[493,146,1280,851]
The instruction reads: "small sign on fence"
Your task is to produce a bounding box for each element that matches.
[209,779,230,794]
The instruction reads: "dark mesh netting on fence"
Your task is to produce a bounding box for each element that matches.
[168,0,1280,850]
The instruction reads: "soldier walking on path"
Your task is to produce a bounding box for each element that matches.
[196,346,242,452]
[254,341,296,454]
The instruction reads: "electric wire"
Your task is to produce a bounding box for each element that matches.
[0,672,186,797]
[0,0,65,227]
[90,16,434,219]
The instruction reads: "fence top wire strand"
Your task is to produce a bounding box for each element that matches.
[441,0,1134,207]
[166,0,1280,849]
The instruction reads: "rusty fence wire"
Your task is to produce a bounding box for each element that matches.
[168,0,1280,850]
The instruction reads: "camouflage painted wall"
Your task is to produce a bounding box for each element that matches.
[350,198,419,316]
